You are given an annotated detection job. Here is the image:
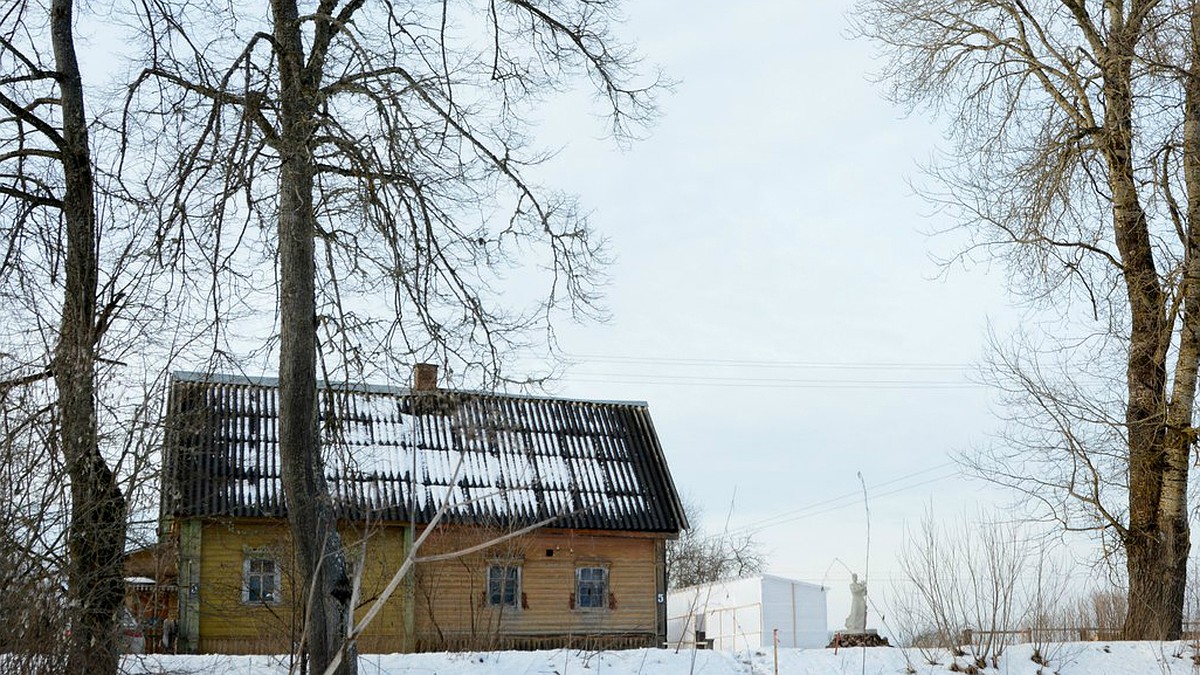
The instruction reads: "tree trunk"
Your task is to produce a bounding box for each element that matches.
[50,0,127,672]
[271,0,354,672]
[1129,0,1200,643]
[1105,12,1188,640]
[855,0,1200,639]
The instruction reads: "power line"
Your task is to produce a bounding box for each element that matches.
[564,352,971,371]
[682,469,962,552]
[752,472,959,530]
[555,352,982,389]
[566,376,981,390]
[718,462,960,537]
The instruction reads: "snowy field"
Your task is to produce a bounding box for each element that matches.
[117,642,1200,675]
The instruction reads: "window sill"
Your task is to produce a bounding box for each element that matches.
[240,599,283,606]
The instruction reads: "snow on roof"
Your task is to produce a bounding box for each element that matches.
[161,373,687,533]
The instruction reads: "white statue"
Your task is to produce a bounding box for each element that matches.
[844,573,867,632]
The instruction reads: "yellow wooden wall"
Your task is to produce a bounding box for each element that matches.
[194,518,410,654]
[188,518,665,654]
[413,527,662,650]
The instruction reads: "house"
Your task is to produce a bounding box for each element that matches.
[157,368,687,654]
[666,575,828,650]
[124,544,177,653]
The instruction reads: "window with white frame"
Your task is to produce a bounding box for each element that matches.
[486,563,521,608]
[575,566,608,609]
[242,552,279,603]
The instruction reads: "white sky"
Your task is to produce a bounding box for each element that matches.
[515,1,1028,631]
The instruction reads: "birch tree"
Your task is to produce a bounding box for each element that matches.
[854,0,1200,639]
[132,0,660,671]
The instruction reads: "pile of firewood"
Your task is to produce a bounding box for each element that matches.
[827,632,891,648]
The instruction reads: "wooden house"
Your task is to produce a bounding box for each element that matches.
[124,544,177,653]
[158,369,687,654]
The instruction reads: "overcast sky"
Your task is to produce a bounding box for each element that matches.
[513,1,1028,630]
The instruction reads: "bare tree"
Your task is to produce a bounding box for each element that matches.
[0,1,131,671]
[0,381,71,673]
[854,0,1200,639]
[892,510,1044,669]
[666,498,765,590]
[131,0,662,671]
[0,0,203,670]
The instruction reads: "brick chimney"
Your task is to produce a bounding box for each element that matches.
[413,363,439,391]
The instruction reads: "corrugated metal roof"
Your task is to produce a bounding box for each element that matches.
[161,372,687,533]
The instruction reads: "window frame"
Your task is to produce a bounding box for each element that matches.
[574,565,609,611]
[241,550,281,605]
[485,562,522,609]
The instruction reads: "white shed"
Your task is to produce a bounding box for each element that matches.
[666,574,828,650]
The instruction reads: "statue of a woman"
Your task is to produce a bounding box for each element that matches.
[844,573,867,632]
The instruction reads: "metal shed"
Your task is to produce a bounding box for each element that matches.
[667,574,828,650]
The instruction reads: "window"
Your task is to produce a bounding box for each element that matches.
[575,566,608,609]
[243,553,279,603]
[486,564,521,608]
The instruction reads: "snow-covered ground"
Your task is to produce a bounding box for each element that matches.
[119,642,1200,675]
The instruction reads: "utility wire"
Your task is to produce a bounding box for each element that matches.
[530,352,988,389]
[556,356,1100,389]
[722,461,958,536]
[570,372,975,385]
[567,376,981,390]
[563,353,971,370]
[735,472,960,535]
[670,467,962,551]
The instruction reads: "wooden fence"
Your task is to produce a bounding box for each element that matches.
[962,622,1200,645]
